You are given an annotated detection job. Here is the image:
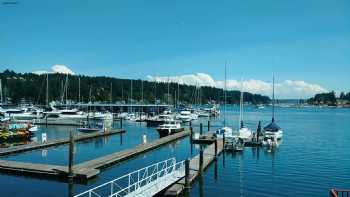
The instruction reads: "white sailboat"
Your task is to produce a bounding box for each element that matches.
[237,80,253,141]
[216,63,233,138]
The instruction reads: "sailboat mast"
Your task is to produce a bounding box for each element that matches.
[224,62,227,127]
[0,78,3,104]
[239,80,244,128]
[167,76,170,105]
[110,82,113,103]
[272,75,275,122]
[177,82,180,107]
[78,77,81,103]
[141,80,144,103]
[46,73,49,106]
[130,79,133,113]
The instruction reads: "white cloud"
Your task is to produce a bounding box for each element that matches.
[32,70,49,75]
[51,64,75,75]
[33,64,75,75]
[147,73,328,99]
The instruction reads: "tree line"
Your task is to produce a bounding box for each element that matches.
[308,91,350,106]
[0,70,270,105]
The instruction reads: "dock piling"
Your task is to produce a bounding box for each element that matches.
[200,123,203,135]
[214,140,217,160]
[199,149,203,174]
[68,131,74,178]
[185,159,190,189]
[223,133,226,148]
[120,118,123,129]
[208,121,210,131]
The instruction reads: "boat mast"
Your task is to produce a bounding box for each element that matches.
[46,73,49,107]
[78,77,81,104]
[272,74,275,122]
[224,62,227,127]
[130,79,133,113]
[167,76,170,105]
[110,82,113,103]
[0,78,3,104]
[66,74,68,104]
[239,78,244,128]
[177,81,180,107]
[141,80,144,103]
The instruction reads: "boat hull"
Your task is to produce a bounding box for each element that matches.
[156,127,184,137]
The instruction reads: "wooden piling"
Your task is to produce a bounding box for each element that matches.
[207,121,210,131]
[199,149,203,174]
[214,140,217,159]
[200,123,203,135]
[185,159,190,189]
[68,131,74,178]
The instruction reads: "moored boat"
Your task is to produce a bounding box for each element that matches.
[156,120,184,137]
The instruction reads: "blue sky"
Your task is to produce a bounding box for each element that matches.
[0,0,349,98]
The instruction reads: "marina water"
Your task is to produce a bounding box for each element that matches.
[0,106,349,197]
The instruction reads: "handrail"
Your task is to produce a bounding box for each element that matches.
[74,158,184,197]
[330,189,350,197]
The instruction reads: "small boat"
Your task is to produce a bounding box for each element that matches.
[176,111,193,122]
[215,127,234,138]
[145,114,174,127]
[225,137,244,152]
[28,125,38,132]
[77,127,101,133]
[156,120,184,137]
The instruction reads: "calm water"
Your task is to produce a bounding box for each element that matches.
[0,106,349,197]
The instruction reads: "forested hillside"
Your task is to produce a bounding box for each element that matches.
[0,70,270,105]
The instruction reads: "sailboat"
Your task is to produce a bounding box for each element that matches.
[262,75,283,145]
[216,63,233,138]
[237,81,253,142]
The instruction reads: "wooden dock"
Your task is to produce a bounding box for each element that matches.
[0,129,126,156]
[75,130,190,170]
[0,130,190,182]
[164,138,224,196]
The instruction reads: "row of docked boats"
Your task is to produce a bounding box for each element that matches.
[0,106,113,126]
[220,76,283,151]
[0,117,38,142]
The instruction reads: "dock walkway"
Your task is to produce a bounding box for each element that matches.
[0,129,126,156]
[164,138,224,196]
[0,130,190,182]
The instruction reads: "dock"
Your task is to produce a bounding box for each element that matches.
[164,138,224,196]
[0,130,190,182]
[0,129,126,156]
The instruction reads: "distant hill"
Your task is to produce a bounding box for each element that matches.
[0,69,270,105]
[308,91,350,106]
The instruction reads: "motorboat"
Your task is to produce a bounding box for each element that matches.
[156,120,184,137]
[34,109,86,126]
[145,114,174,127]
[176,111,192,122]
[0,107,43,121]
[90,111,113,120]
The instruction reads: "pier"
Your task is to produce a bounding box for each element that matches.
[0,130,190,182]
[0,129,126,156]
[164,138,224,196]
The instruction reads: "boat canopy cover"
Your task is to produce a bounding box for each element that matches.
[263,121,281,132]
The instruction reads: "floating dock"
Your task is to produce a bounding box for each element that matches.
[0,129,126,156]
[164,138,224,196]
[0,130,190,182]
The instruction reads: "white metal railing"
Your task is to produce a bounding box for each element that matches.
[74,158,185,197]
